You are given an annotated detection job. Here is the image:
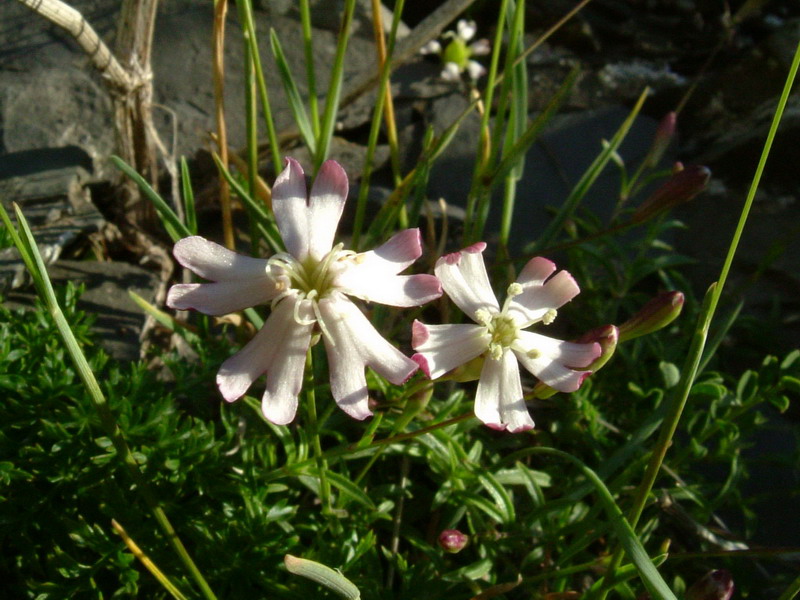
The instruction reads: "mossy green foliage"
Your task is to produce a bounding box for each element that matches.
[1,279,798,598]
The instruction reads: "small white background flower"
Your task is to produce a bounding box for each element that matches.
[421,19,491,82]
[412,243,600,433]
[167,158,441,425]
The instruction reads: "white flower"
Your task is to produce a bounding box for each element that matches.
[422,19,491,82]
[167,158,442,425]
[412,243,600,433]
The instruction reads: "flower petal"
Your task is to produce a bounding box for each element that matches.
[420,40,441,55]
[260,312,314,425]
[508,269,580,328]
[457,19,477,42]
[307,160,347,260]
[474,351,534,433]
[441,62,461,81]
[469,39,491,56]
[513,331,600,392]
[411,320,488,379]
[516,256,556,286]
[272,157,311,260]
[365,229,424,274]
[435,242,499,322]
[216,295,313,404]
[334,229,441,306]
[173,236,269,281]
[340,273,443,307]
[319,294,418,420]
[466,60,486,80]
[167,278,278,315]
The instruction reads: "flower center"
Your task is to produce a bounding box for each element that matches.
[266,244,354,329]
[442,38,470,69]
[476,307,519,361]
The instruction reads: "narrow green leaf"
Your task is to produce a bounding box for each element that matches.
[211,153,283,253]
[477,472,516,524]
[284,555,360,600]
[314,0,356,169]
[180,158,197,235]
[111,156,192,242]
[530,448,678,600]
[270,29,316,155]
[532,87,649,252]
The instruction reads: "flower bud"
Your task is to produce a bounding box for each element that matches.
[438,529,469,553]
[531,325,618,399]
[573,324,619,372]
[686,570,734,600]
[448,355,484,383]
[644,111,677,169]
[631,165,710,223]
[618,291,684,342]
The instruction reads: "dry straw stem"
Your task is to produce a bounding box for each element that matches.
[17,0,133,91]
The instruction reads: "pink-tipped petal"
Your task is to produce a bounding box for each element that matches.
[435,243,499,322]
[474,352,534,433]
[272,158,312,260]
[411,319,430,347]
[260,318,313,424]
[411,353,432,378]
[338,272,442,307]
[516,257,556,286]
[167,279,278,315]
[318,294,418,420]
[513,331,599,392]
[216,295,313,403]
[371,229,423,272]
[334,229,441,306]
[508,270,581,327]
[307,160,348,260]
[411,322,488,379]
[515,331,600,368]
[173,236,269,281]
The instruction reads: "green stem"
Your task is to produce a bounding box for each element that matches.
[304,347,333,516]
[777,572,800,600]
[529,448,677,600]
[238,0,282,173]
[353,0,406,250]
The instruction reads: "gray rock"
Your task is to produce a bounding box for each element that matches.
[0,159,104,291]
[6,259,159,362]
[0,1,388,177]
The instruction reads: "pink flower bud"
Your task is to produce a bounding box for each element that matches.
[632,165,710,223]
[618,291,684,342]
[573,324,619,372]
[644,111,677,169]
[531,325,618,399]
[686,570,734,600]
[438,529,469,553]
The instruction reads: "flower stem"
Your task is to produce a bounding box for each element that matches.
[305,347,333,517]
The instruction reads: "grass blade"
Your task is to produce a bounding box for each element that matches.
[111,155,192,242]
[270,28,316,156]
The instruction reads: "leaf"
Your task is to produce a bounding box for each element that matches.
[269,29,316,155]
[111,156,191,242]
